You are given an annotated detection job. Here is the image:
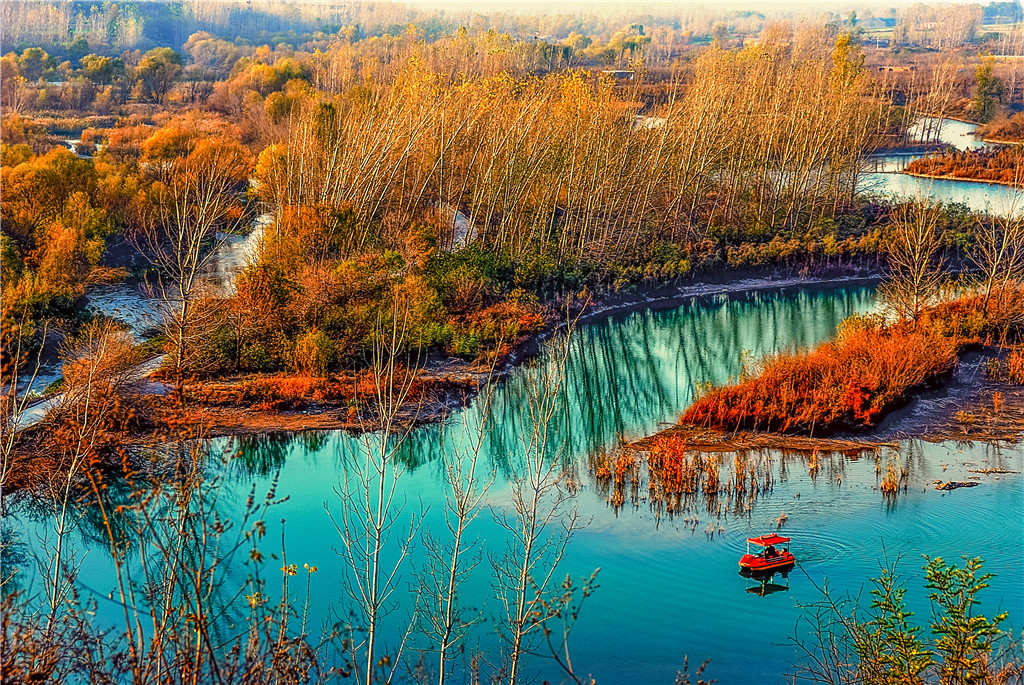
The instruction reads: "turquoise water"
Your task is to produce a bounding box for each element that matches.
[6,283,1023,683]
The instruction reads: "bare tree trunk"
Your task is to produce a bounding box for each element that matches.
[491,325,584,685]
[880,200,947,323]
[327,294,424,685]
[131,140,249,397]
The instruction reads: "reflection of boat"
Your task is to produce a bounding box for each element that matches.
[739,533,795,574]
[744,577,790,596]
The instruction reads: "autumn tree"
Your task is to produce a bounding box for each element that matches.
[16,47,51,82]
[131,137,251,393]
[973,57,1004,123]
[134,48,182,104]
[30,321,139,635]
[78,54,123,85]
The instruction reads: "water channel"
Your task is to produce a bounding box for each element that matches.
[861,116,1020,214]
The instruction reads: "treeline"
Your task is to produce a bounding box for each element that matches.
[1,45,189,113]
[0,108,257,374]
[5,16,1023,123]
[3,17,1013,390]
[257,34,889,279]
[0,109,547,382]
[3,0,1019,73]
[151,32,905,380]
[0,26,958,387]
[0,0,402,54]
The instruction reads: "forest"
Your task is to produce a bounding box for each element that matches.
[3,0,1024,481]
[5,8,1021,391]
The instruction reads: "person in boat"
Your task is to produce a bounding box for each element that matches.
[765,544,777,558]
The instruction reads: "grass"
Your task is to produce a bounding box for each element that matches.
[590,439,783,517]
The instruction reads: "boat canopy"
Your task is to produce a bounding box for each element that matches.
[747,534,790,546]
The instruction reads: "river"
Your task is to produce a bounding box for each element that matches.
[861,116,1021,214]
[6,282,1022,683]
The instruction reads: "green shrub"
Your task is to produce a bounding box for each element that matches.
[424,244,512,306]
[294,329,335,376]
[448,327,482,357]
[240,340,273,372]
[836,312,887,342]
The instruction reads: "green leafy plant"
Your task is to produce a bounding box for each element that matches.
[924,556,1008,685]
[854,565,934,685]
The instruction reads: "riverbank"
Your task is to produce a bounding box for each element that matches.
[872,142,949,155]
[630,351,1024,458]
[160,269,887,439]
[4,267,887,494]
[632,291,1024,458]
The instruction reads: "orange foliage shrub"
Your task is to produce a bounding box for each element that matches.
[926,289,1024,342]
[1008,348,1024,384]
[680,326,958,434]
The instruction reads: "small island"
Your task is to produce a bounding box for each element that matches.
[904,145,1023,186]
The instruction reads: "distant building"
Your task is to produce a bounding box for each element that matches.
[876,65,916,73]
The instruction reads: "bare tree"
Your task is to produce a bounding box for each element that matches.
[880,200,946,323]
[0,314,50,511]
[416,354,502,685]
[490,327,587,685]
[327,293,425,685]
[258,41,886,275]
[972,183,1024,316]
[36,321,138,637]
[131,139,249,396]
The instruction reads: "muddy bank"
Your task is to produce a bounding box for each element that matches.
[872,142,949,155]
[179,364,490,438]
[630,426,895,456]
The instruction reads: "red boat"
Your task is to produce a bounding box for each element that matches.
[739,533,795,574]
